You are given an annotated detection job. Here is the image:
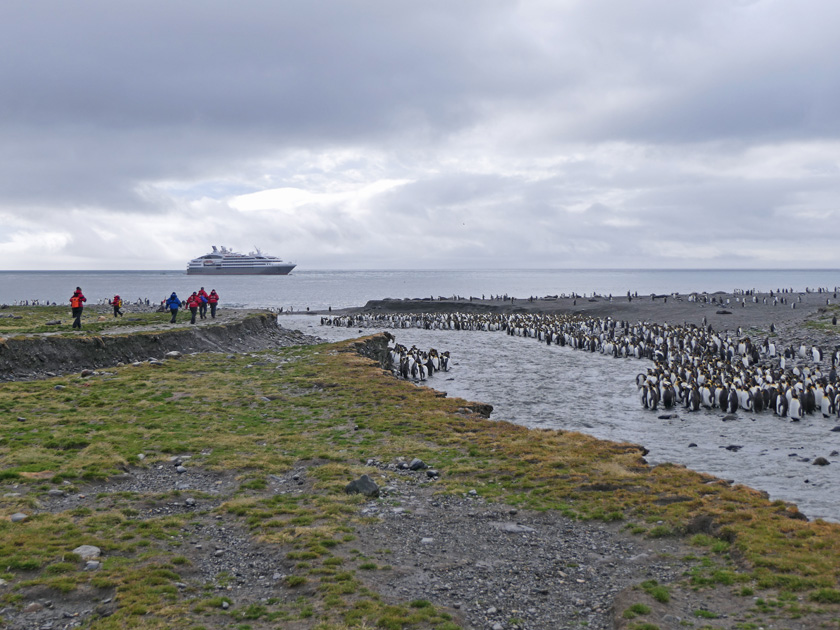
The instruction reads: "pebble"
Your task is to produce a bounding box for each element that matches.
[10,513,28,523]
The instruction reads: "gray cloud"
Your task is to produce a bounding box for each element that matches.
[0,0,838,269]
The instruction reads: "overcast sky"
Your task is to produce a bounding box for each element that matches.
[1,1,838,270]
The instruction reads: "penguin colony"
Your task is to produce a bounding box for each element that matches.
[322,312,840,420]
[387,342,450,381]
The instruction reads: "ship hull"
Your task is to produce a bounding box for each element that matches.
[187,264,296,275]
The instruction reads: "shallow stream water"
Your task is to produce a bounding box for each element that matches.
[281,314,840,523]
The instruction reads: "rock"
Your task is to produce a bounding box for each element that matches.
[165,351,182,359]
[16,417,26,422]
[420,537,434,545]
[10,513,28,523]
[23,602,44,613]
[426,469,439,478]
[715,309,732,315]
[85,560,101,570]
[80,369,95,377]
[221,601,229,609]
[813,457,830,466]
[493,522,537,534]
[722,414,738,422]
[45,320,61,326]
[185,497,196,506]
[688,443,698,447]
[137,453,145,460]
[47,489,65,497]
[657,414,678,419]
[409,458,427,471]
[73,545,101,560]
[176,466,187,474]
[344,474,380,497]
[724,445,743,452]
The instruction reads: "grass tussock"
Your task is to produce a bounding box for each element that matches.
[1,328,839,627]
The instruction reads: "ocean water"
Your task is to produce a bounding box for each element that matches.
[3,268,840,521]
[2,268,839,310]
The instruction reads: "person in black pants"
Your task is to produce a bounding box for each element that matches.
[208,289,220,318]
[185,292,200,324]
[165,292,182,323]
[70,287,86,329]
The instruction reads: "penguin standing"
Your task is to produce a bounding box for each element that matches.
[821,394,834,418]
[727,387,739,413]
[789,393,803,421]
[776,393,789,417]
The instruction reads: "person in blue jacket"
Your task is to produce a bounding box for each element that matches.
[165,292,182,323]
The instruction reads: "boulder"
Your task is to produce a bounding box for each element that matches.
[344,474,380,497]
[409,458,427,471]
[72,545,101,560]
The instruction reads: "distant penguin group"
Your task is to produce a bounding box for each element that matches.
[323,310,840,420]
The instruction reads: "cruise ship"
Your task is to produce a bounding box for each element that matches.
[187,246,296,275]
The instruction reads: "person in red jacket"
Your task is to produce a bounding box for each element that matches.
[207,289,220,318]
[185,292,201,324]
[69,287,86,329]
[197,287,209,319]
[108,294,124,317]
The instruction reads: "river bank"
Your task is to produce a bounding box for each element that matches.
[1,307,839,629]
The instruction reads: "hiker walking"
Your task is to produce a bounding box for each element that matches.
[70,287,86,329]
[197,287,209,319]
[165,292,182,324]
[208,289,220,318]
[185,292,201,324]
[109,294,124,317]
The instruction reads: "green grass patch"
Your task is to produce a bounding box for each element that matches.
[641,580,671,603]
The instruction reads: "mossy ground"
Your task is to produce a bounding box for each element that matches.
[0,305,167,336]
[1,330,840,628]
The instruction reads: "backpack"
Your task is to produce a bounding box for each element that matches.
[70,295,82,308]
